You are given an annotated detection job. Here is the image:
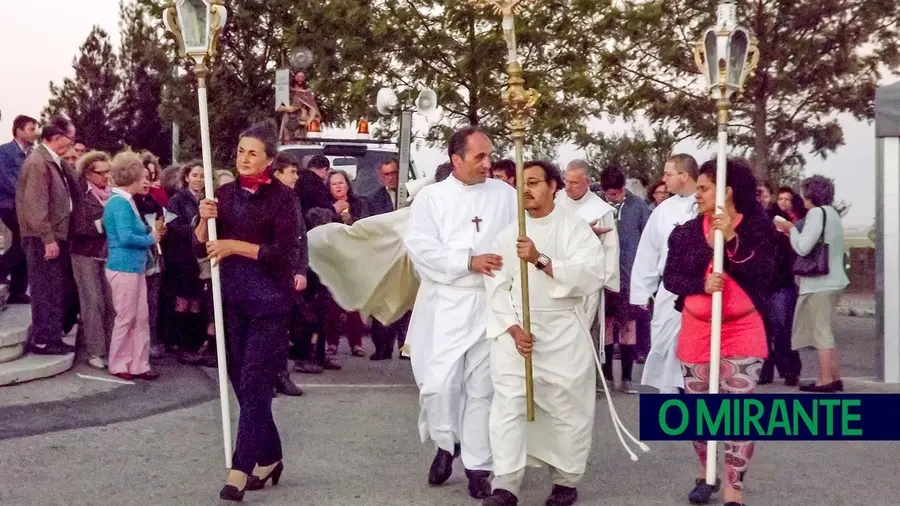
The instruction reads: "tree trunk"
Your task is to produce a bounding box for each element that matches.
[752,93,769,183]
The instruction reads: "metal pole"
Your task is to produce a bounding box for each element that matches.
[397,110,412,207]
[471,0,538,421]
[172,65,181,163]
[512,115,535,421]
[195,62,233,469]
[503,11,536,422]
[706,97,729,485]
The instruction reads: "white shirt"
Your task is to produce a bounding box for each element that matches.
[111,187,142,219]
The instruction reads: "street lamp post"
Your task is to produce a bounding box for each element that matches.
[691,0,759,486]
[468,0,539,422]
[162,0,232,468]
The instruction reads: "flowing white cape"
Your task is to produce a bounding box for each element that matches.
[307,176,435,326]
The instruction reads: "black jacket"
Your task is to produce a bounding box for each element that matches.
[766,204,799,291]
[663,212,777,315]
[365,186,396,217]
[165,189,201,271]
[69,178,108,258]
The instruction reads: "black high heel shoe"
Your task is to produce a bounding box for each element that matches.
[219,483,247,502]
[247,461,284,490]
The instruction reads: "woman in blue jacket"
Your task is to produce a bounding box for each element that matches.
[103,151,161,380]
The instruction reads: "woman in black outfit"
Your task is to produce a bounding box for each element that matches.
[166,161,207,361]
[194,122,301,501]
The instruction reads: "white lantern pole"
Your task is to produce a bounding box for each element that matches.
[692,0,759,487]
[163,0,232,469]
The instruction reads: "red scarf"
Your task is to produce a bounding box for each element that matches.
[238,172,272,192]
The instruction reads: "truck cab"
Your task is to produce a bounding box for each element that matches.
[278,129,419,199]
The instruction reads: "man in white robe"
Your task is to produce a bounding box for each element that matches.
[554,160,618,392]
[483,161,606,506]
[403,127,517,498]
[629,154,699,394]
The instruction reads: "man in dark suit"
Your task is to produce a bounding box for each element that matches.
[16,116,79,355]
[365,158,411,360]
[0,115,38,304]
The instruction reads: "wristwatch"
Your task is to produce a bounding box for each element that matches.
[535,253,550,271]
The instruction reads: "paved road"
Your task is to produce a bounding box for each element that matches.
[0,316,897,506]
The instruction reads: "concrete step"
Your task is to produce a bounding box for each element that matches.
[0,303,29,364]
[0,305,75,386]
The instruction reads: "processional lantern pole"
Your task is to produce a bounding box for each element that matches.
[469,0,539,422]
[691,0,759,485]
[162,0,232,468]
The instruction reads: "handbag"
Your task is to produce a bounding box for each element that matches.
[792,206,830,277]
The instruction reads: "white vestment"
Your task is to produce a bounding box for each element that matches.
[629,193,697,392]
[485,206,606,479]
[555,191,619,365]
[403,174,517,470]
[555,191,619,292]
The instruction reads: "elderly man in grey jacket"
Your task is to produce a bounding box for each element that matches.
[16,116,79,355]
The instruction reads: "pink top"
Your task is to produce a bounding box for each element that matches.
[676,215,769,364]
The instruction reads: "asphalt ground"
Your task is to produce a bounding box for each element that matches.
[0,315,897,506]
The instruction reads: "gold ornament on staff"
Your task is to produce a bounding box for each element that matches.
[470,0,539,422]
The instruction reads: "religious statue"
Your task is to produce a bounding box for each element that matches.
[278,71,322,144]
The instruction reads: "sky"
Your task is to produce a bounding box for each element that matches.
[0,1,890,229]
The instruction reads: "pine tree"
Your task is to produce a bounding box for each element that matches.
[605,0,900,184]
[115,0,173,164]
[44,27,122,153]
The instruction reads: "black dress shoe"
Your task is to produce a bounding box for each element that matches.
[784,375,799,387]
[29,341,74,355]
[484,488,518,506]
[428,448,454,485]
[369,352,391,361]
[466,469,492,499]
[545,485,578,506]
[219,484,246,502]
[275,371,304,396]
[689,477,720,504]
[724,502,746,506]
[247,461,284,490]
[799,381,840,393]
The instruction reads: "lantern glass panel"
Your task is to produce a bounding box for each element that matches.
[178,0,210,51]
[727,30,749,88]
[704,31,718,87]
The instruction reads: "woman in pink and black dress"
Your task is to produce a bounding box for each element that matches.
[663,158,776,506]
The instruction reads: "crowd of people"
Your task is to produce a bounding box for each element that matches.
[0,115,419,392]
[0,115,850,506]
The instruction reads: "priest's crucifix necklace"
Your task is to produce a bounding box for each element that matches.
[472,216,482,232]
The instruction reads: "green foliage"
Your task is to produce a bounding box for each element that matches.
[584,126,679,182]
[115,0,173,163]
[605,0,900,182]
[44,27,122,154]
[378,0,619,156]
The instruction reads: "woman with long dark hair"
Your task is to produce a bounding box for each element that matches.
[195,122,301,501]
[663,158,776,506]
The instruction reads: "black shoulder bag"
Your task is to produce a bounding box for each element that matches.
[792,206,830,277]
